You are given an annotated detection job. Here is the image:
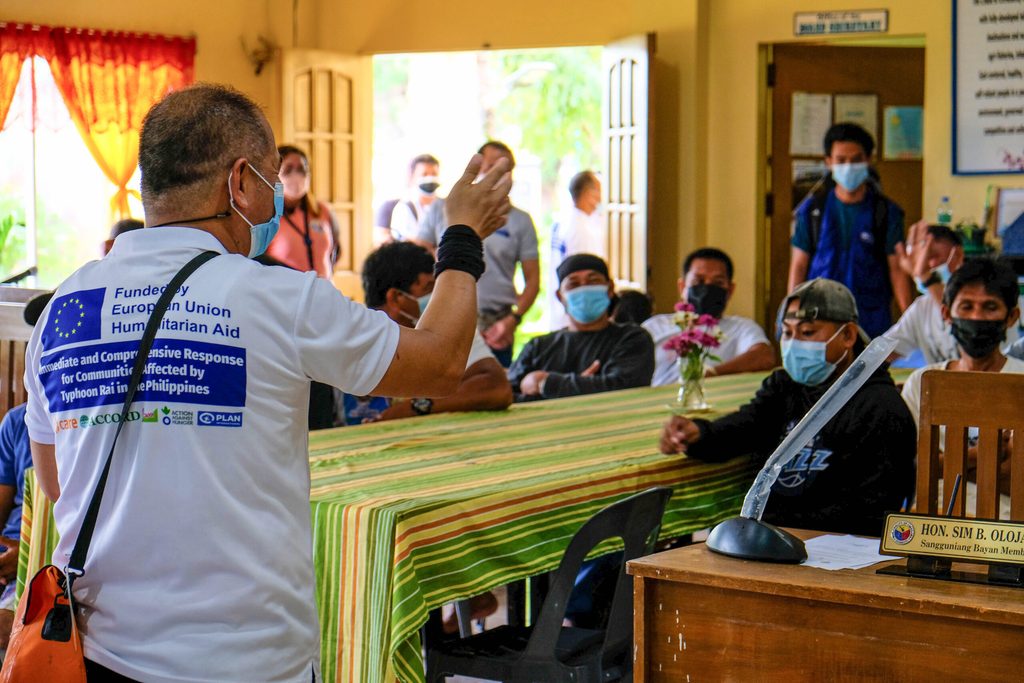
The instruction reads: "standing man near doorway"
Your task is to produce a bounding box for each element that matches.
[548,171,606,330]
[374,154,443,246]
[788,122,913,338]
[417,141,540,366]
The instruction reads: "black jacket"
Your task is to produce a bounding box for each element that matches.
[508,323,654,402]
[688,366,916,536]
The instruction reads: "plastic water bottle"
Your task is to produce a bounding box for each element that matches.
[937,196,953,226]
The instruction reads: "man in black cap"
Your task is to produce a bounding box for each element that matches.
[660,278,916,535]
[507,253,654,402]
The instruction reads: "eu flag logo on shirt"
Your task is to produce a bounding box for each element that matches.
[41,288,105,351]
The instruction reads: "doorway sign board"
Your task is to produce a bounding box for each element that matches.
[954,0,1024,174]
[794,10,889,37]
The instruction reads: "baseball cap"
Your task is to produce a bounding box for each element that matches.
[778,278,870,343]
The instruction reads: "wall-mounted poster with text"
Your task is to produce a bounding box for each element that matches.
[955,0,1024,174]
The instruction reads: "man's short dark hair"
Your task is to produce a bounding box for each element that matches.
[611,290,652,324]
[682,247,734,281]
[927,224,963,246]
[139,84,274,207]
[362,241,436,309]
[410,154,440,174]
[569,171,598,202]
[943,257,1019,310]
[109,218,144,240]
[823,122,875,158]
[478,141,515,168]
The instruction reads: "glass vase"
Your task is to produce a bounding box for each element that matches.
[674,364,710,414]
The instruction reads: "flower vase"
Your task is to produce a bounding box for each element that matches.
[674,370,710,413]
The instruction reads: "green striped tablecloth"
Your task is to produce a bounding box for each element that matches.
[19,372,784,682]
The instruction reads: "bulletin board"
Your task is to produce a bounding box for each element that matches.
[954,0,1024,174]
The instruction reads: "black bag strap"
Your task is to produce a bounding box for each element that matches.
[66,250,218,586]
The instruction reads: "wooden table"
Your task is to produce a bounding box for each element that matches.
[628,529,1024,682]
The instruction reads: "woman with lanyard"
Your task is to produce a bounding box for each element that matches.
[266,145,340,278]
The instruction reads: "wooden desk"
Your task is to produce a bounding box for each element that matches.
[628,529,1024,682]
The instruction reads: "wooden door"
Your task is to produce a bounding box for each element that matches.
[281,49,372,301]
[602,34,654,288]
[764,44,925,330]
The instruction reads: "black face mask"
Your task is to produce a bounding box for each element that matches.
[418,182,440,194]
[951,317,1007,359]
[686,284,729,318]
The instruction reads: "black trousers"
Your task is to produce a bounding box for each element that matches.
[85,659,138,683]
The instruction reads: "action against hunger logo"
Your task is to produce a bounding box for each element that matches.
[42,288,105,351]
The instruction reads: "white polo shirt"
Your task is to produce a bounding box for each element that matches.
[643,313,770,386]
[24,227,400,683]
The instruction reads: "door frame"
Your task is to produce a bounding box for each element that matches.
[756,34,927,334]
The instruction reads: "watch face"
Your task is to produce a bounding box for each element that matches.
[412,398,433,415]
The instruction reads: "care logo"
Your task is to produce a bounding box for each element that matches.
[890,520,915,545]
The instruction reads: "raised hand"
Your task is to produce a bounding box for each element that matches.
[444,154,512,240]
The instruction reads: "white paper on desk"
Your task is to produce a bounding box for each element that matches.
[802,534,898,571]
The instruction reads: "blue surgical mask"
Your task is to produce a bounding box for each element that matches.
[564,284,610,324]
[229,164,283,258]
[781,324,849,386]
[914,253,956,295]
[831,162,869,192]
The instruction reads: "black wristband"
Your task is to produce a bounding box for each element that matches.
[435,225,485,281]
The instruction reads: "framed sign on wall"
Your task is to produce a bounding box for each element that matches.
[954,0,1024,174]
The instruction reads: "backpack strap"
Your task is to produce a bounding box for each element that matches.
[65,250,219,587]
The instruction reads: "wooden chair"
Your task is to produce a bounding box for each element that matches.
[0,295,35,423]
[916,370,1024,521]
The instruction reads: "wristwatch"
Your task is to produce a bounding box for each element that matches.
[510,307,523,325]
[411,398,434,415]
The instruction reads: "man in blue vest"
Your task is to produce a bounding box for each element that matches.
[788,122,913,338]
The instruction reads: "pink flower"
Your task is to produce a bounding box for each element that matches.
[674,301,695,313]
[697,313,718,327]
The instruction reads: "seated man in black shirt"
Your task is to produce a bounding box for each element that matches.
[659,278,916,536]
[508,254,654,402]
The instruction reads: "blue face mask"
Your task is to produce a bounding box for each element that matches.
[914,254,956,295]
[564,284,610,324]
[781,324,849,386]
[229,164,283,258]
[831,162,869,192]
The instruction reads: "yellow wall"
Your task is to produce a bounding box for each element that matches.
[4,0,288,114]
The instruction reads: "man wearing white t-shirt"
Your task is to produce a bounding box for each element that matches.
[23,85,511,683]
[548,171,606,330]
[644,248,776,386]
[901,259,1022,518]
[348,240,513,422]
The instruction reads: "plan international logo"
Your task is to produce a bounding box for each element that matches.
[41,288,105,351]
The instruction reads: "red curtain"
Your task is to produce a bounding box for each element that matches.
[0,24,37,129]
[0,24,195,219]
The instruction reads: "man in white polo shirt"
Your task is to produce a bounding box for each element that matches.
[644,248,775,386]
[23,84,510,683]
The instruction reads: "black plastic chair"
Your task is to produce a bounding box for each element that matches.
[425,486,673,683]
